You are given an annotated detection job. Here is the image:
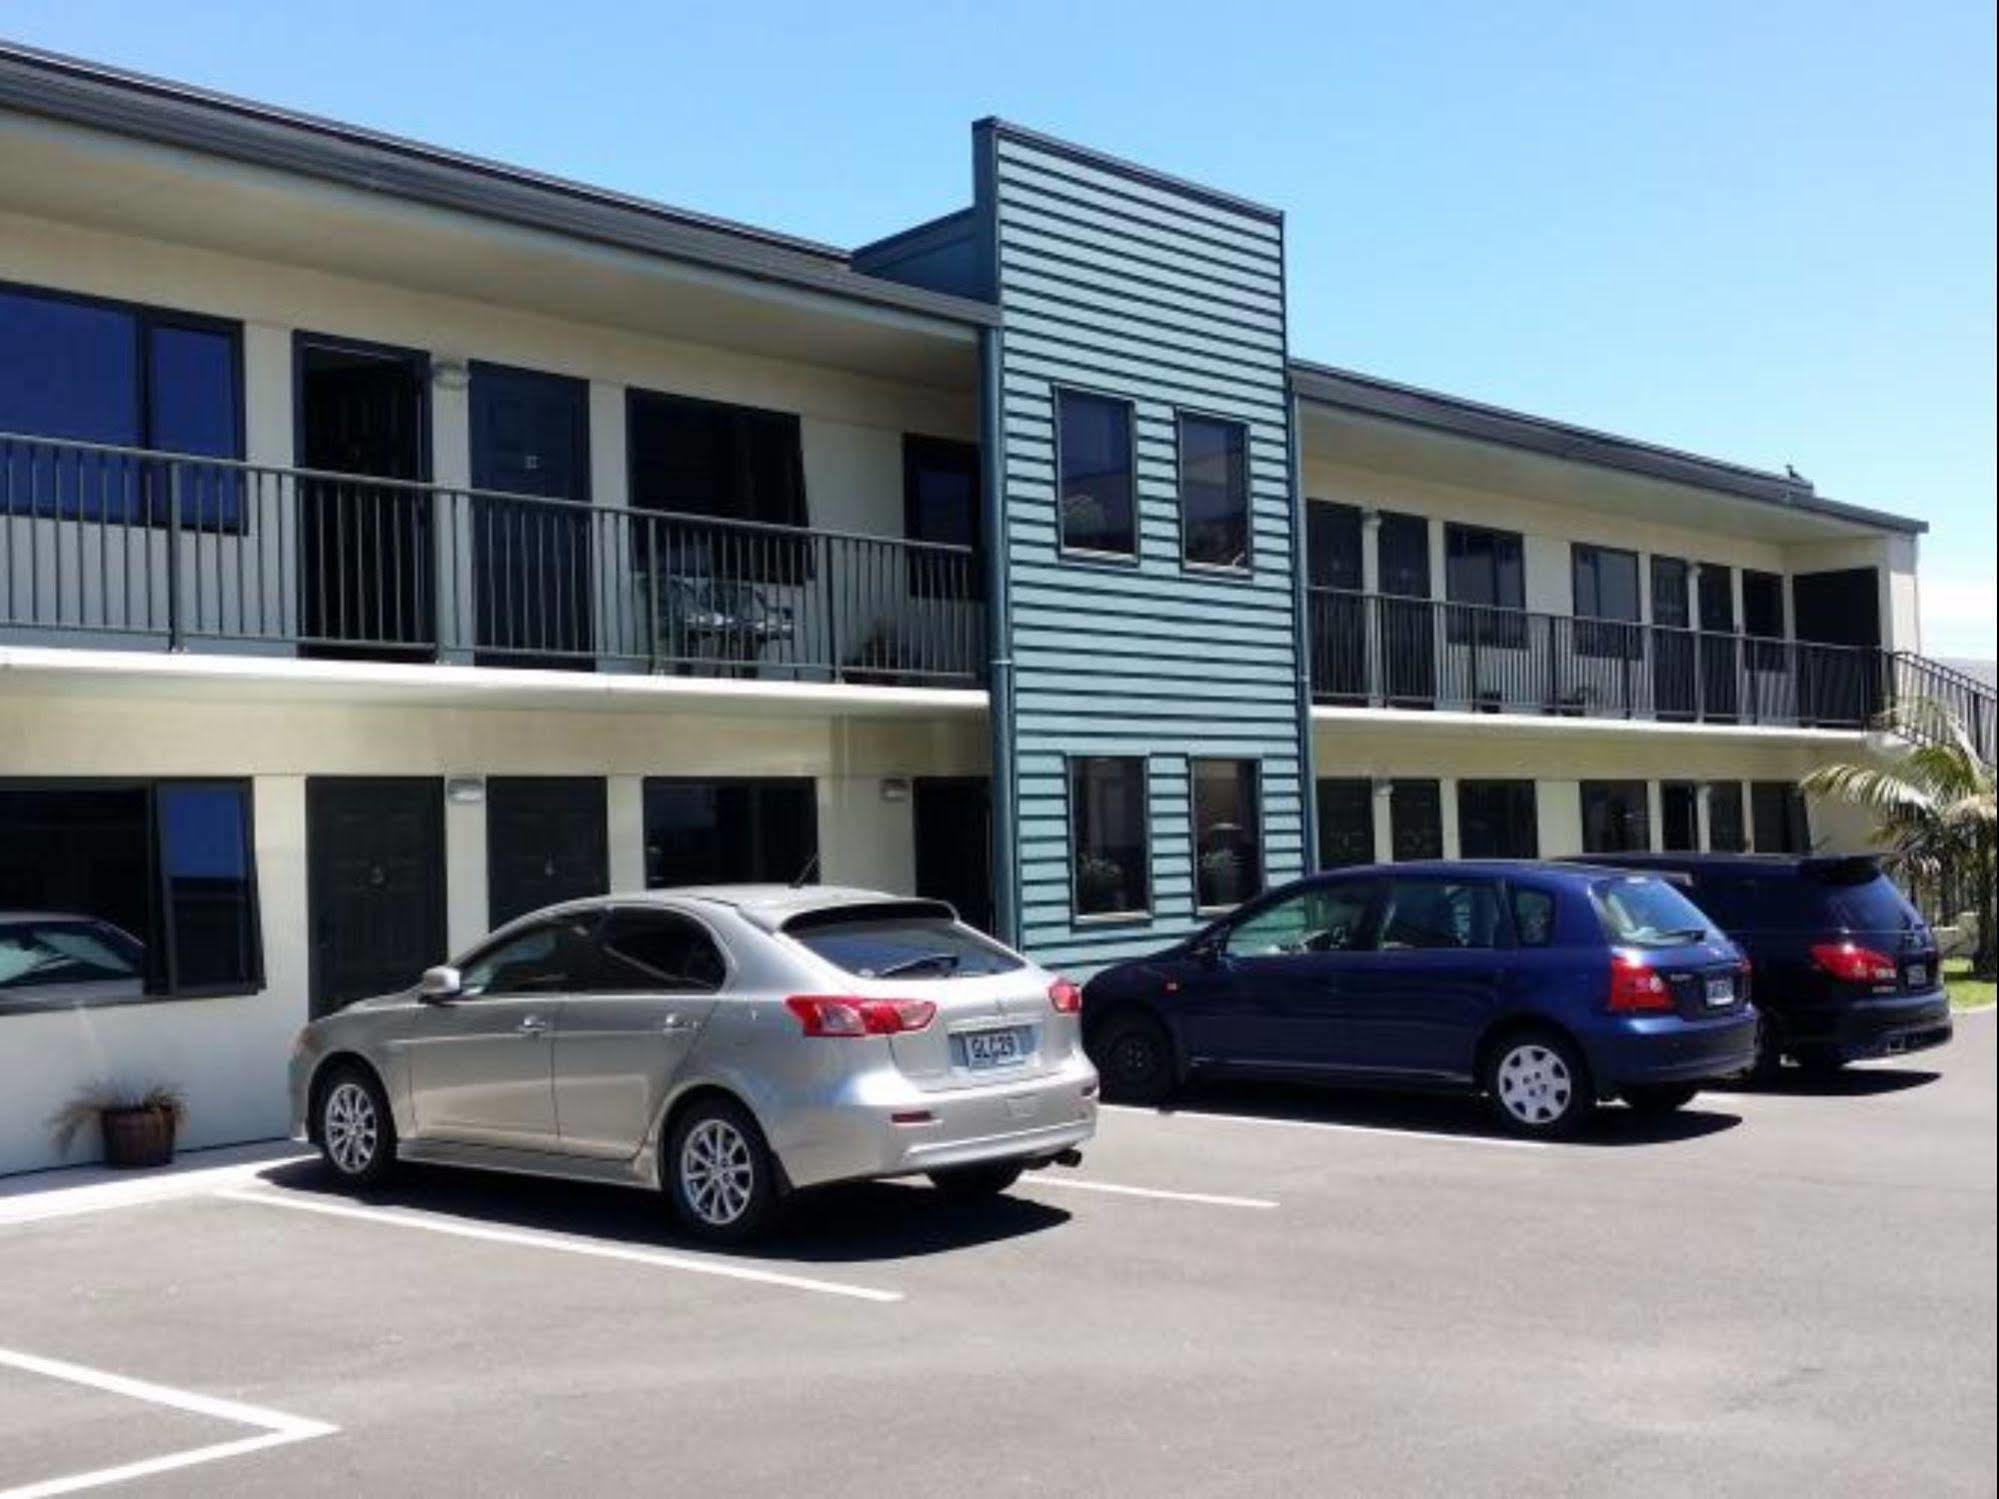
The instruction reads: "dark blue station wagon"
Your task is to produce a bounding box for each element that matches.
[1081,861,1759,1136]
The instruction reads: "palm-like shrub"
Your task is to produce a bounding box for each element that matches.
[1804,697,1996,977]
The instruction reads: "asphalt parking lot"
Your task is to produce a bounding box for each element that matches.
[3,1016,1993,1499]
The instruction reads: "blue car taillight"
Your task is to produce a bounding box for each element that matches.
[1607,952,1675,1013]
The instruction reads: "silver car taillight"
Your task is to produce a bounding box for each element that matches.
[785,995,937,1037]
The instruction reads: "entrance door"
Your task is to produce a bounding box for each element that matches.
[1661,781,1700,852]
[1376,512,1435,706]
[296,337,431,659]
[487,777,609,928]
[913,777,993,935]
[1698,565,1739,721]
[470,364,593,668]
[1306,500,1368,701]
[1650,556,1696,719]
[307,778,446,1016]
[1793,567,1882,726]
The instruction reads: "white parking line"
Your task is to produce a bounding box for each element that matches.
[1099,1103,1547,1149]
[0,1346,336,1499]
[0,1147,313,1229]
[1025,1176,1278,1210]
[215,1188,902,1304]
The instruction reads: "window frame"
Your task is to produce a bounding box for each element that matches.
[900,432,984,601]
[1444,522,1527,648]
[1175,409,1252,575]
[0,279,248,533]
[1191,757,1263,914]
[1580,779,1654,855]
[0,775,263,1012]
[1455,779,1540,860]
[1052,386,1140,563]
[641,777,820,890]
[1222,875,1381,958]
[1068,754,1152,923]
[1571,542,1643,660]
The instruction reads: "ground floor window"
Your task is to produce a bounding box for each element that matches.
[642,778,818,888]
[1457,780,1538,859]
[1581,780,1652,853]
[1390,779,1443,861]
[1707,781,1747,853]
[1661,781,1701,852]
[1751,781,1810,853]
[1071,757,1149,917]
[1317,778,1375,869]
[0,780,260,1009]
[1193,759,1261,910]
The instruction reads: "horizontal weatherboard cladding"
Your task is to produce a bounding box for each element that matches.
[982,122,1306,975]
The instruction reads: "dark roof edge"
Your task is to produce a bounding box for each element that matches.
[0,41,1000,329]
[853,207,976,262]
[1290,358,1926,535]
[976,117,1283,225]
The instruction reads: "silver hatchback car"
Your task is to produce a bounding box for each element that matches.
[290,887,1098,1241]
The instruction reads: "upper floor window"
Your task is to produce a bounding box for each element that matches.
[903,434,983,599]
[1445,523,1525,646]
[1193,759,1261,910]
[1306,500,1363,590]
[1,285,242,528]
[1743,570,1785,640]
[1178,414,1249,570]
[1071,756,1149,917]
[1055,390,1136,557]
[1572,543,1641,658]
[627,389,806,529]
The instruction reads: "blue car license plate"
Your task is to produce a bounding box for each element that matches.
[1704,975,1735,1007]
[963,1028,1029,1070]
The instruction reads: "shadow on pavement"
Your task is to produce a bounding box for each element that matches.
[1714,1065,1941,1099]
[1134,1078,1742,1146]
[250,1158,1070,1264]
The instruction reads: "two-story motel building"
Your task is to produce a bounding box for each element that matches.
[3,44,1990,1173]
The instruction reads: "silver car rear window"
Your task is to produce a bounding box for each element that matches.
[783,909,1023,979]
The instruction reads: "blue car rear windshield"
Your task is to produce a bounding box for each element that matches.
[1592,878,1718,948]
[783,909,1023,979]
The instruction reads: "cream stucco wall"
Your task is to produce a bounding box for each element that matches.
[0,690,986,1175]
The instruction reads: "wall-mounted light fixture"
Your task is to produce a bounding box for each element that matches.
[880,777,911,803]
[446,775,486,805]
[1372,777,1395,799]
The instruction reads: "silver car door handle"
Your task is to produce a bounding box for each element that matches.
[659,1014,692,1033]
[517,1015,550,1036]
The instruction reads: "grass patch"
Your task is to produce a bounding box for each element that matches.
[1944,958,1996,1013]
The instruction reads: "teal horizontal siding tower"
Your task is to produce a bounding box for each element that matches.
[972,121,1311,974]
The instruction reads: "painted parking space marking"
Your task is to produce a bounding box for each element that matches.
[1099,1103,1548,1149]
[0,1148,314,1230]
[1024,1176,1279,1210]
[0,1346,336,1499]
[215,1188,903,1304]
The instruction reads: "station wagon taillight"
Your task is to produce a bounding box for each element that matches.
[1809,942,1898,985]
[1607,953,1674,1013]
[785,995,937,1037]
[1048,977,1084,1014]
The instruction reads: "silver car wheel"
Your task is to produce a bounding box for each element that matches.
[324,1080,379,1176]
[1496,1042,1573,1126]
[680,1118,756,1227]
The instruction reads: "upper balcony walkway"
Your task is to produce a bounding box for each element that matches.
[1,433,986,691]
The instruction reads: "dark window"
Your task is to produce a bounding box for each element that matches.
[1227,880,1377,957]
[1193,760,1261,909]
[1743,570,1785,640]
[1307,501,1363,590]
[1650,556,1691,629]
[1707,782,1747,853]
[902,434,982,599]
[1752,781,1810,854]
[627,389,807,583]
[0,286,242,527]
[1572,543,1642,658]
[1661,782,1700,852]
[1390,779,1444,861]
[1581,780,1652,854]
[1457,780,1539,859]
[598,908,727,993]
[1375,879,1506,951]
[0,780,260,1009]
[1055,391,1135,556]
[1511,887,1557,947]
[1071,757,1149,917]
[1445,524,1525,646]
[1178,414,1249,569]
[1377,512,1431,599]
[1316,778,1375,869]
[461,914,601,995]
[784,904,1022,978]
[642,778,818,888]
[1591,877,1719,947]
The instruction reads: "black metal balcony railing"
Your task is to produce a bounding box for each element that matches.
[0,433,985,686]
[1890,652,1997,764]
[1308,588,1891,730]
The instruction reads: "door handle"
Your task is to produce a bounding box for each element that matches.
[659,1014,691,1033]
[516,1015,550,1036]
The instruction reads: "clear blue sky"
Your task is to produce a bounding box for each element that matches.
[7,0,1993,656]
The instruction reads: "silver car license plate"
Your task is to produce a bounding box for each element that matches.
[1907,963,1928,988]
[1704,976,1735,1007]
[963,1027,1029,1070]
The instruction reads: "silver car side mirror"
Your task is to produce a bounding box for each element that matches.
[418,964,462,1001]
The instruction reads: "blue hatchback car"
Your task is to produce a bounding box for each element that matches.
[1081,861,1759,1136]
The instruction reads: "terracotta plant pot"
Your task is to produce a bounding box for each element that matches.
[101,1105,177,1169]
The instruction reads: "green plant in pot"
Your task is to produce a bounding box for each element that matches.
[47,1081,187,1170]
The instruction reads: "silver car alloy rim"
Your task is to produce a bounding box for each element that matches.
[681,1119,755,1226]
[1496,1043,1572,1126]
[324,1081,379,1175]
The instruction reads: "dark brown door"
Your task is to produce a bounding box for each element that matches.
[1793,567,1882,725]
[486,777,609,928]
[1698,565,1739,721]
[307,778,446,1016]
[1377,512,1435,705]
[913,777,993,935]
